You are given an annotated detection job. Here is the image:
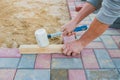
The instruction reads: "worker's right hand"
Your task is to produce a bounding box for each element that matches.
[61,21,76,36]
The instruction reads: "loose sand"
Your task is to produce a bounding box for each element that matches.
[0,0,70,48]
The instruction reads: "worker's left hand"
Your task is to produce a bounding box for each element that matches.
[62,40,84,56]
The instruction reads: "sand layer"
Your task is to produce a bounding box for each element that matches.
[0,0,70,48]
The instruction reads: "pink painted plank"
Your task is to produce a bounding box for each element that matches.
[81,49,99,69]
[0,48,21,58]
[69,70,86,80]
[52,53,81,58]
[35,54,51,69]
[63,35,76,44]
[0,69,16,80]
[86,42,105,48]
[108,50,120,58]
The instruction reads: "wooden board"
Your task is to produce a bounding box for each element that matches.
[19,44,63,54]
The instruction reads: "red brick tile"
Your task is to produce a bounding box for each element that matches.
[35,54,51,69]
[0,48,21,58]
[69,70,86,80]
[52,53,81,58]
[108,49,120,58]
[86,42,105,48]
[81,49,99,69]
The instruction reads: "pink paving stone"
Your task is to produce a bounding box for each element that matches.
[81,49,99,69]
[35,54,51,69]
[52,53,81,58]
[112,36,120,48]
[0,48,21,58]
[63,35,76,44]
[0,69,16,80]
[69,70,86,80]
[108,50,120,58]
[86,42,105,48]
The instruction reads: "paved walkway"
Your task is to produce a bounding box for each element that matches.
[0,0,120,80]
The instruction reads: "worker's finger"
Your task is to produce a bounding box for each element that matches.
[61,26,66,32]
[68,32,73,36]
[66,50,72,56]
[71,32,76,35]
[62,31,68,36]
[62,45,68,55]
[72,52,77,56]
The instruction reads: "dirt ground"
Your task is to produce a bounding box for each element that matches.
[0,0,70,48]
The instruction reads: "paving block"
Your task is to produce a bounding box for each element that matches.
[86,42,104,48]
[14,69,50,80]
[101,35,118,49]
[0,58,20,68]
[69,70,86,80]
[112,36,120,48]
[0,69,16,80]
[52,53,81,58]
[119,69,120,73]
[103,30,120,35]
[86,69,120,80]
[0,48,21,58]
[18,54,36,68]
[52,58,83,69]
[108,49,120,58]
[94,49,115,68]
[63,35,76,44]
[81,49,99,69]
[113,59,120,68]
[35,54,51,69]
[93,37,101,42]
[51,69,67,80]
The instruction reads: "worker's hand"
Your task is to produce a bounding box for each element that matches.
[62,40,84,56]
[61,21,76,36]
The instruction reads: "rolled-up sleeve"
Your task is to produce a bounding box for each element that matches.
[96,0,120,25]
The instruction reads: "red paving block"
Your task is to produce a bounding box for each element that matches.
[69,70,86,80]
[35,54,51,69]
[0,69,16,80]
[86,42,105,48]
[81,49,99,69]
[52,53,81,58]
[63,35,76,44]
[0,48,21,58]
[108,49,120,58]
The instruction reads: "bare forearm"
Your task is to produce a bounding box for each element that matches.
[71,2,96,25]
[79,18,109,46]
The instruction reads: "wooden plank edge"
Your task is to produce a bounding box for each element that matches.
[19,44,63,54]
